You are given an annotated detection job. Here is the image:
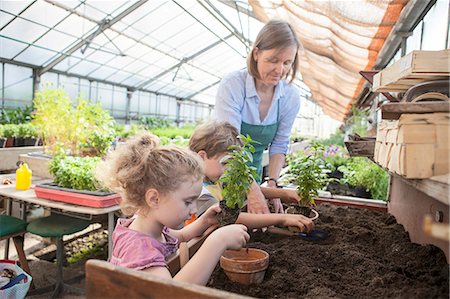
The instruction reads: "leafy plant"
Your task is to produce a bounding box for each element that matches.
[2,124,18,138]
[15,123,38,138]
[220,134,258,209]
[338,157,389,200]
[284,142,331,206]
[32,86,116,156]
[139,116,173,129]
[0,106,33,124]
[150,124,195,139]
[345,107,370,137]
[318,129,345,147]
[322,144,349,169]
[49,155,104,191]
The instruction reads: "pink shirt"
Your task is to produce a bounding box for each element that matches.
[110,218,179,270]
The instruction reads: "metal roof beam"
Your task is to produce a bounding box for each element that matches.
[199,0,251,49]
[134,33,233,90]
[39,0,147,75]
[216,0,256,19]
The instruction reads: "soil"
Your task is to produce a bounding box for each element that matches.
[208,203,449,298]
[217,201,241,226]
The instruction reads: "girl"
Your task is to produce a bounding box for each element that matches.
[96,133,249,286]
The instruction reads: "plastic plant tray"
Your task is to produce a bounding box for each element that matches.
[34,182,120,208]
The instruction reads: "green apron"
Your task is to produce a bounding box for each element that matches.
[241,100,280,183]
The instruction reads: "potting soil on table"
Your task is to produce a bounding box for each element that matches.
[208,204,449,298]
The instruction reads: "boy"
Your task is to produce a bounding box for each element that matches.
[189,120,314,232]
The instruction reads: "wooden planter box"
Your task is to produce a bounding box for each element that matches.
[344,138,375,158]
[374,113,449,178]
[373,50,450,92]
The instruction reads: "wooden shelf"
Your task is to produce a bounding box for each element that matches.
[391,173,449,206]
[381,102,450,120]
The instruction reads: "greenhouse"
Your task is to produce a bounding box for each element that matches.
[0,0,448,298]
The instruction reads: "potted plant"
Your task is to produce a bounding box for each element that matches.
[34,155,120,207]
[281,141,331,223]
[218,134,258,226]
[13,123,39,147]
[2,124,17,147]
[0,125,5,148]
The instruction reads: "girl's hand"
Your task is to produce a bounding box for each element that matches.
[199,203,221,226]
[281,214,315,232]
[212,224,250,250]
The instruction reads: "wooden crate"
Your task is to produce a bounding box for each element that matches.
[374,113,450,178]
[373,50,450,92]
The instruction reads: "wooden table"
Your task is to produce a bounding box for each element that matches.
[0,174,120,259]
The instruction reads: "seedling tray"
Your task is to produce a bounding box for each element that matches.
[34,182,120,208]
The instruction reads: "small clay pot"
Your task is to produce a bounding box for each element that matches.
[220,248,269,285]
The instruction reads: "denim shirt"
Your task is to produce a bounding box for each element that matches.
[214,69,300,155]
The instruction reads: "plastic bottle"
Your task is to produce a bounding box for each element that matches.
[16,162,32,190]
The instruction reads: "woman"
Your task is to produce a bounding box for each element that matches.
[214,20,302,214]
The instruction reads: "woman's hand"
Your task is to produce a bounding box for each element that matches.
[247,181,270,214]
[271,198,284,213]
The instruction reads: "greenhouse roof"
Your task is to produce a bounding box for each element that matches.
[0,0,408,121]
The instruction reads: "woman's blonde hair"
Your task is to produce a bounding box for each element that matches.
[247,20,301,84]
[96,133,204,216]
[189,120,242,158]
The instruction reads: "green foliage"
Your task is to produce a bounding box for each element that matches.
[49,155,104,191]
[220,134,258,209]
[66,235,106,264]
[346,107,370,137]
[139,116,173,129]
[114,124,145,140]
[318,129,345,147]
[338,157,389,200]
[15,123,38,138]
[284,142,331,206]
[32,86,116,156]
[0,106,33,124]
[158,135,189,147]
[322,144,349,169]
[1,124,18,138]
[150,124,195,139]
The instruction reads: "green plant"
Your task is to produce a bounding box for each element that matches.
[32,86,116,156]
[284,142,331,206]
[49,155,104,191]
[346,107,370,137]
[139,116,173,129]
[150,124,195,139]
[0,106,33,124]
[15,123,38,138]
[338,157,389,200]
[220,134,258,209]
[2,124,18,138]
[318,129,345,147]
[0,125,3,137]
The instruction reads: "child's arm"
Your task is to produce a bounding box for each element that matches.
[173,224,249,285]
[236,212,314,232]
[169,204,220,243]
[260,186,299,204]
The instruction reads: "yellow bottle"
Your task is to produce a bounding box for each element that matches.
[16,163,32,190]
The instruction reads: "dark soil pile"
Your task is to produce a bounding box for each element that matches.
[208,204,449,298]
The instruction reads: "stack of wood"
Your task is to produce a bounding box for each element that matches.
[372,50,450,179]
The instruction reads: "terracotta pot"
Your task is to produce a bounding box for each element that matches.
[220,248,269,285]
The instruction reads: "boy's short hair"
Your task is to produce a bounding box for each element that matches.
[189,120,241,158]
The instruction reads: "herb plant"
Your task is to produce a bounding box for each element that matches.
[49,155,104,191]
[285,142,331,206]
[220,134,258,209]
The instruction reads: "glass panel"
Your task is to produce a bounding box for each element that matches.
[15,47,56,66]
[21,1,69,28]
[3,64,33,106]
[422,0,448,50]
[97,83,113,110]
[1,18,48,43]
[406,21,423,53]
[0,37,28,59]
[54,14,97,40]
[107,70,134,84]
[88,65,119,80]
[35,30,78,53]
[68,60,102,76]
[40,72,59,88]
[0,0,34,28]
[112,87,127,113]
[53,56,83,72]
